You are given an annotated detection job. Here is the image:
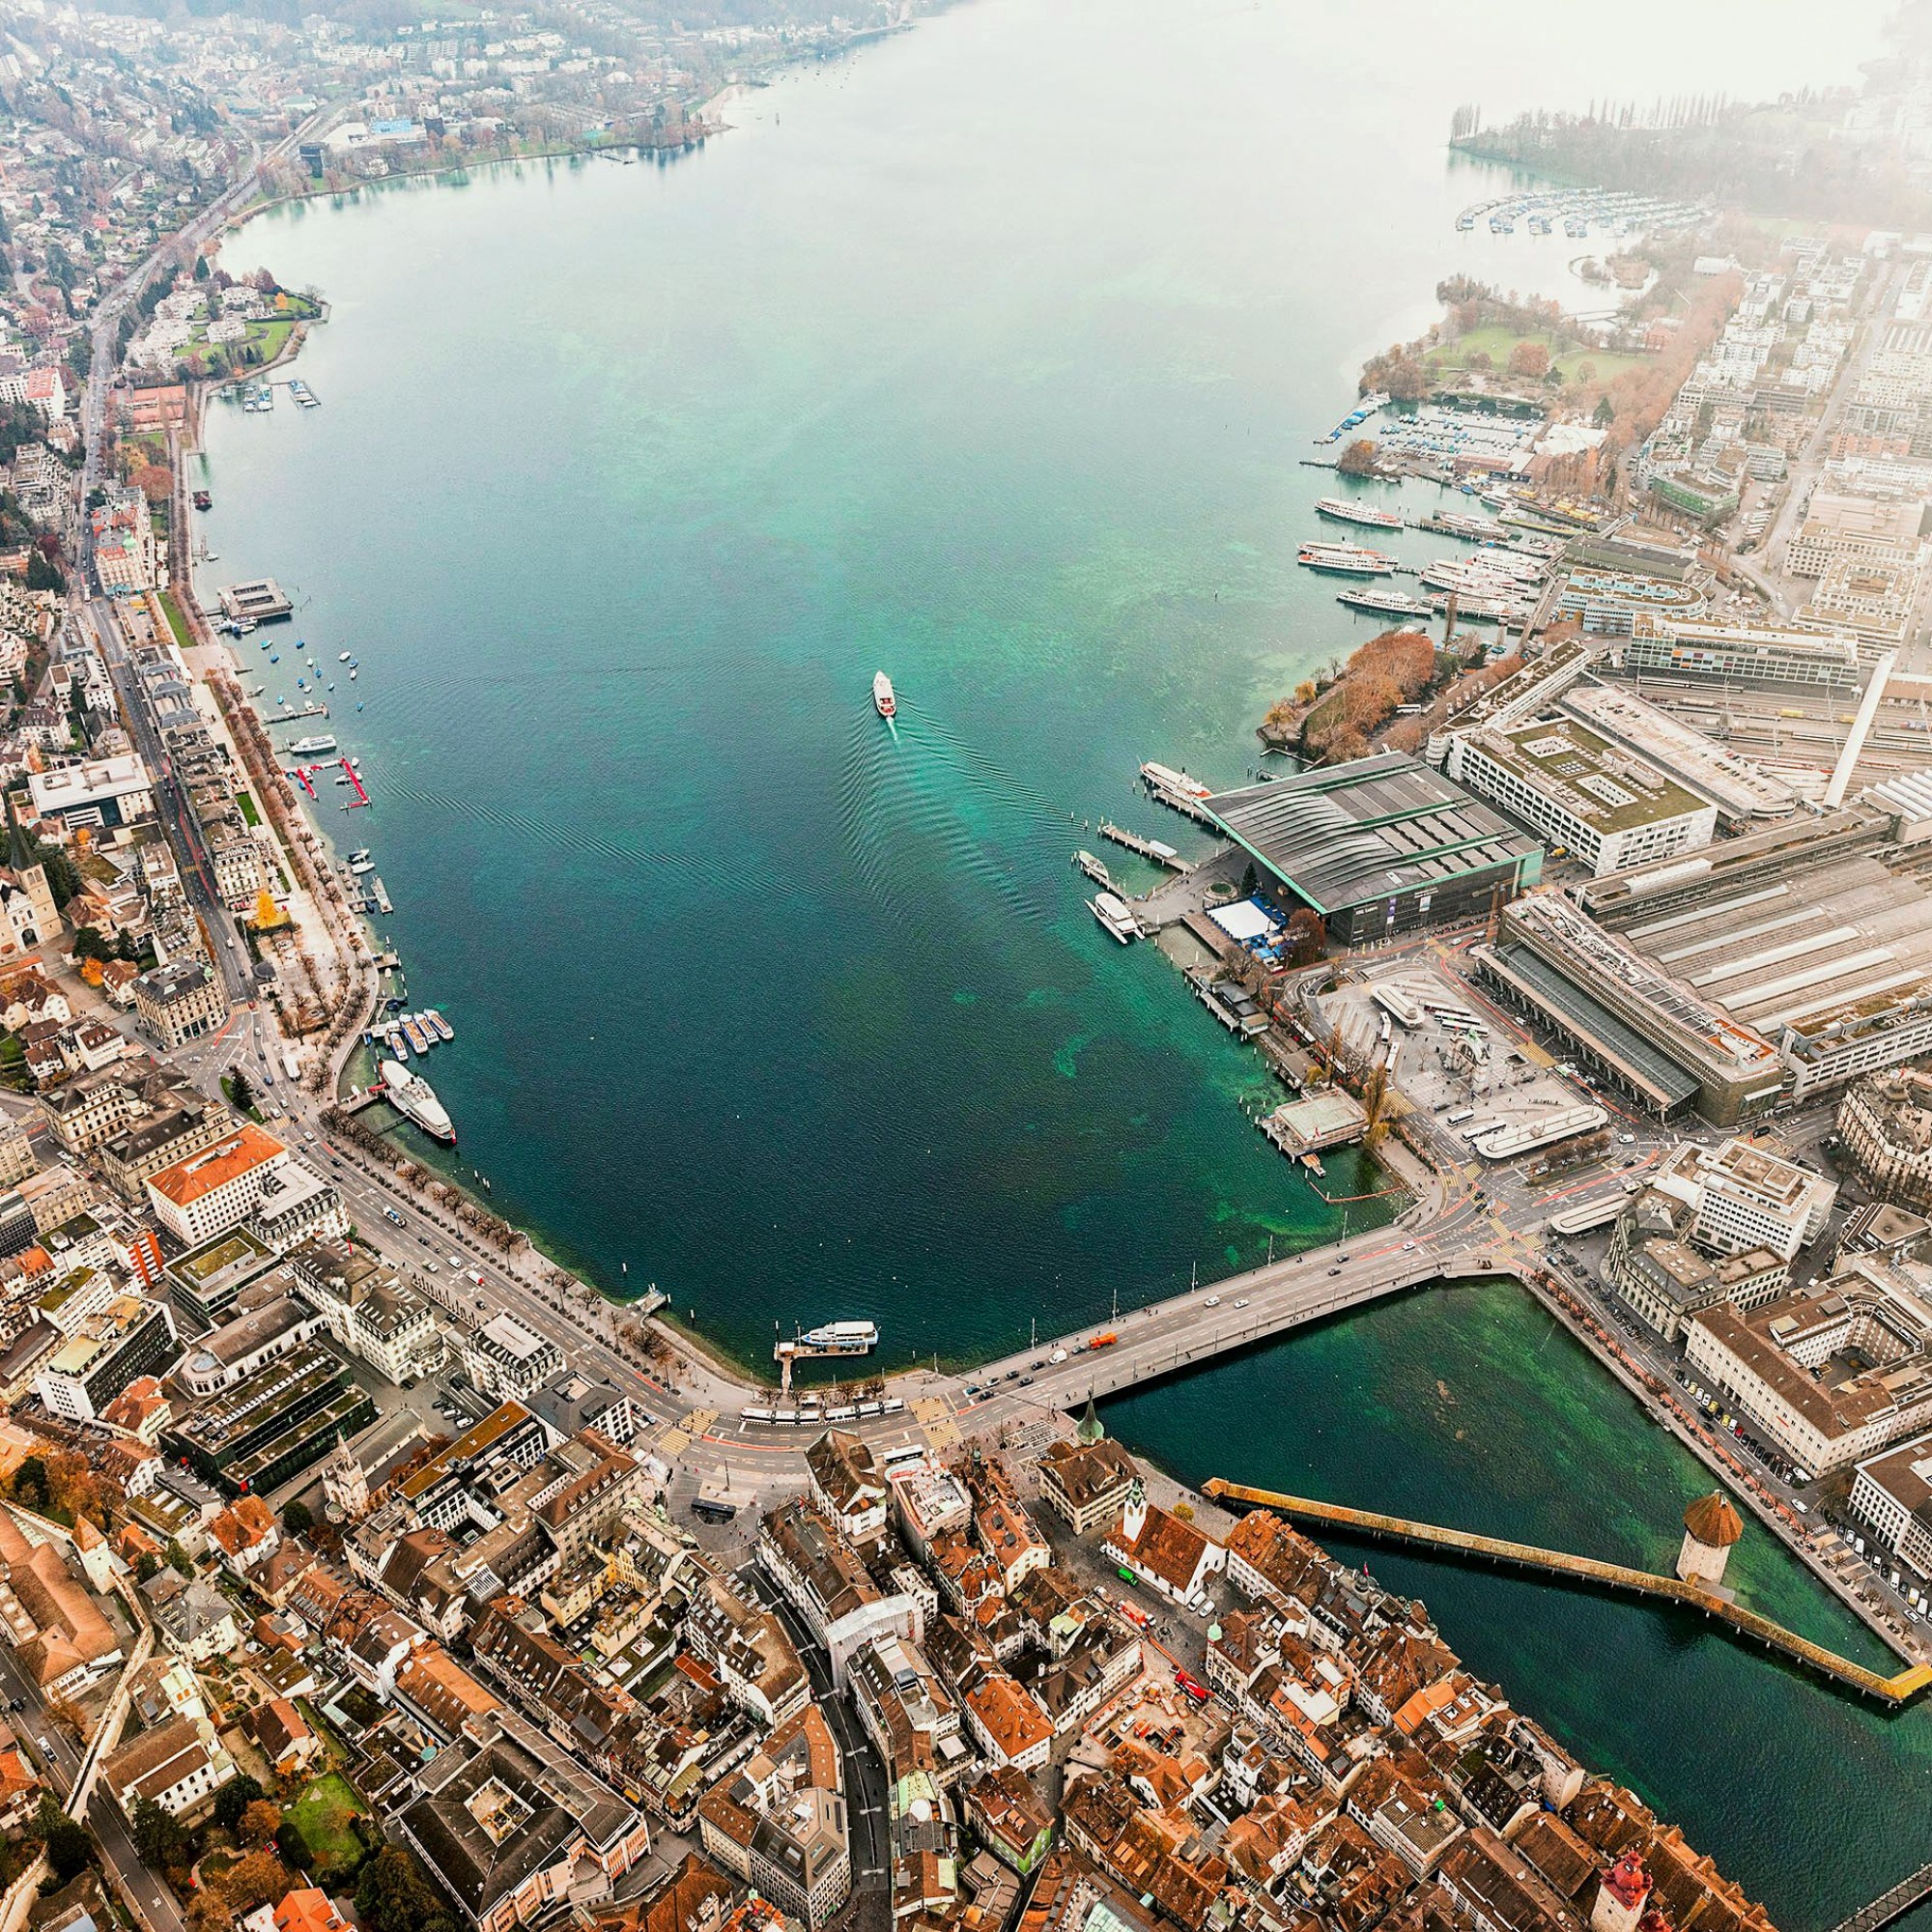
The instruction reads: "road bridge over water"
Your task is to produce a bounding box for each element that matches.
[910,1163,1520,1427]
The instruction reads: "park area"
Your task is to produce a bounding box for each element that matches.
[1425,324,1649,386]
[287,1773,368,1881]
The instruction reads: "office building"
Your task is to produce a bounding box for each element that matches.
[1685,1286,1932,1475]
[461,1313,564,1402]
[1850,1434,1932,1577]
[132,960,226,1051]
[165,1341,376,1495]
[35,1293,179,1423]
[1443,716,1718,877]
[147,1125,291,1245]
[289,1239,446,1385]
[1650,1138,1836,1260]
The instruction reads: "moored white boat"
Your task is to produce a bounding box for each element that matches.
[1089,891,1140,943]
[379,1059,454,1142]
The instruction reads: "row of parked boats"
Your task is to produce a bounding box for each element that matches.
[368,1008,455,1061]
[1457,186,1710,239]
[1299,533,1547,625]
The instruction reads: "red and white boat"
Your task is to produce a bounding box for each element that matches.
[873,671,896,718]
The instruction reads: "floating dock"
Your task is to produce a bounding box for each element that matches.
[218,579,293,622]
[1185,967,1269,1037]
[370,877,393,914]
[1139,761,1217,825]
[1314,389,1389,446]
[1260,1088,1369,1159]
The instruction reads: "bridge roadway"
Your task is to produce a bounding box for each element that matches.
[937,1162,1534,1421]
[703,1173,1527,1477]
[1204,1482,1932,1708]
[954,1232,1506,1415]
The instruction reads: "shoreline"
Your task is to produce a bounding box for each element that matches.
[156,105,1932,1709]
[213,12,937,240]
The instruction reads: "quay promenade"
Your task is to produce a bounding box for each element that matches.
[1204,1481,1932,1708]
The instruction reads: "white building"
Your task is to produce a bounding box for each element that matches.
[1686,1286,1932,1475]
[146,1125,290,1246]
[1650,1137,1836,1260]
[35,1294,180,1423]
[756,1498,919,1688]
[28,754,155,836]
[100,1716,235,1821]
[1443,718,1719,876]
[247,1162,350,1253]
[460,1311,563,1401]
[290,1241,445,1386]
[1850,1434,1932,1577]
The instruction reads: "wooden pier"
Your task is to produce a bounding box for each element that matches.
[1203,1480,1932,1706]
[1098,822,1190,870]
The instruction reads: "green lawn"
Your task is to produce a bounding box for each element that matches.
[237,790,261,827]
[1427,324,1649,385]
[250,319,297,364]
[157,589,193,651]
[288,1773,366,1876]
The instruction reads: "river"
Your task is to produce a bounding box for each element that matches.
[200,0,1931,1917]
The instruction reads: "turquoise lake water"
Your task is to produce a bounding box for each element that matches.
[198,0,1932,1915]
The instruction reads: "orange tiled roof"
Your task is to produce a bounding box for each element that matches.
[148,1124,286,1208]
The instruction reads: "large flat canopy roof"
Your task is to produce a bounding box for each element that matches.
[1207,753,1537,915]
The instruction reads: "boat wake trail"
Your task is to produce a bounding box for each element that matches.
[834,699,1064,928]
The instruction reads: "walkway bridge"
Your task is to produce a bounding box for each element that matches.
[1826,1860,1932,1932]
[1203,1481,1932,1708]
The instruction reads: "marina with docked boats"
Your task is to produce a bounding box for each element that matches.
[201,558,475,1149]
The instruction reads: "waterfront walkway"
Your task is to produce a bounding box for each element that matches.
[1203,1480,1932,1707]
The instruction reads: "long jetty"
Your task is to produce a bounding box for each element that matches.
[1203,1480,1932,1707]
[1097,821,1190,870]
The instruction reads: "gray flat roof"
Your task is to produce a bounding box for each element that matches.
[1207,753,1537,915]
